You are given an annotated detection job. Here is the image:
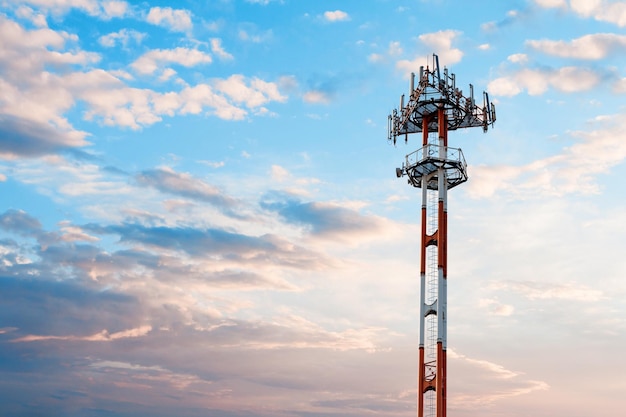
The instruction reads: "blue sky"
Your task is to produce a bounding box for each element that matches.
[1,0,626,416]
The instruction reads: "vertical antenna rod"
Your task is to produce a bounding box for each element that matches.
[389,54,495,417]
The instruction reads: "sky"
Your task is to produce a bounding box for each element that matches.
[1,0,626,416]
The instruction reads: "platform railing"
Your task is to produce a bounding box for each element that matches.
[404,144,466,170]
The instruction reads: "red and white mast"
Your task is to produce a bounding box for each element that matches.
[388,54,495,417]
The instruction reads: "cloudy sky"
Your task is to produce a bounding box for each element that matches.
[1,0,626,416]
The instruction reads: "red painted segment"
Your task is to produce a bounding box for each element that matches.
[436,342,444,417]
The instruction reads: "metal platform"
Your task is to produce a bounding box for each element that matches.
[399,144,468,190]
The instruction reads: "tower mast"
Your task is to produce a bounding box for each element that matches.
[388,54,495,417]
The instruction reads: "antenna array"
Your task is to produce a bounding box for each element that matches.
[388,54,496,146]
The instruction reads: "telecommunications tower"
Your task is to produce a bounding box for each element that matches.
[388,54,495,417]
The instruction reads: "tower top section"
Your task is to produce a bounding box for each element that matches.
[388,54,496,145]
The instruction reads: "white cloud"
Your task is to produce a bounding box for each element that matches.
[74,73,287,128]
[210,38,234,60]
[368,53,384,63]
[492,281,604,302]
[418,30,463,63]
[534,0,567,7]
[15,0,129,20]
[238,27,273,43]
[146,6,192,32]
[15,5,47,27]
[12,325,152,343]
[131,48,212,75]
[324,10,350,22]
[16,0,100,16]
[245,0,280,4]
[158,68,177,82]
[198,160,225,168]
[613,77,626,93]
[528,33,626,59]
[98,28,145,48]
[467,112,626,199]
[448,349,550,409]
[271,165,290,182]
[100,0,128,19]
[0,17,287,139]
[479,298,515,316]
[214,74,287,108]
[0,16,101,150]
[507,53,528,63]
[368,42,402,64]
[488,66,601,97]
[177,84,247,120]
[303,90,331,104]
[58,221,100,242]
[535,0,626,27]
[396,30,463,76]
[89,360,209,391]
[388,41,402,56]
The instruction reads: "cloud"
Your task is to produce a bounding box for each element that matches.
[299,71,363,105]
[214,314,383,352]
[245,0,284,6]
[534,0,567,7]
[419,30,463,64]
[10,0,129,19]
[83,222,334,271]
[508,53,528,63]
[197,160,225,169]
[0,115,89,158]
[0,36,288,136]
[302,90,331,104]
[324,10,350,22]
[270,165,289,182]
[58,222,100,243]
[481,8,528,32]
[78,75,283,127]
[210,38,234,60]
[534,0,626,27]
[0,209,42,235]
[448,349,549,409]
[488,66,602,97]
[259,192,391,242]
[12,325,152,343]
[466,112,626,198]
[396,30,463,76]
[528,33,626,59]
[214,74,287,107]
[0,16,100,132]
[479,298,515,316]
[15,5,47,27]
[146,6,192,32]
[0,274,139,337]
[134,167,240,214]
[100,0,128,19]
[98,28,145,48]
[131,47,212,75]
[491,281,604,302]
[238,23,273,43]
